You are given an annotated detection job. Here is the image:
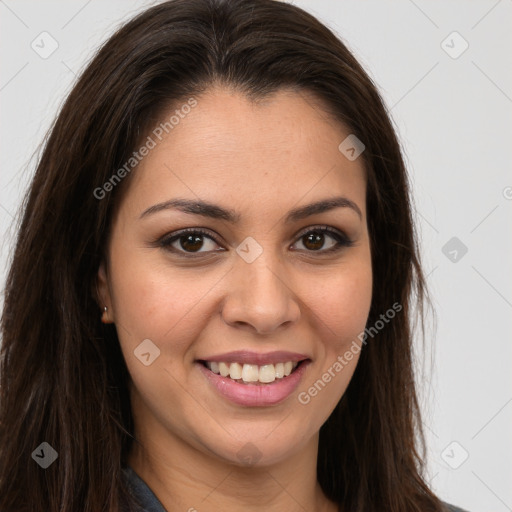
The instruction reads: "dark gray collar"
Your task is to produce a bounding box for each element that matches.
[122,466,167,512]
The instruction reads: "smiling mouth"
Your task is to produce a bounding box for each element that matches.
[198,360,308,385]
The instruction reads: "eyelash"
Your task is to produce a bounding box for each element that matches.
[156,226,354,258]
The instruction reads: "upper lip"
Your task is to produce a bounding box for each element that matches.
[198,350,310,366]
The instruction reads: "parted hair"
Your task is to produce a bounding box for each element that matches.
[0,0,442,510]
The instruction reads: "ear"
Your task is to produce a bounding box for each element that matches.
[95,260,114,323]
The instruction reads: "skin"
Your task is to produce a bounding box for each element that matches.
[97,85,372,512]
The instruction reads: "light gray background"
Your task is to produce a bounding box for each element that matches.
[1,1,511,510]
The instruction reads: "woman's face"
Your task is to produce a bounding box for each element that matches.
[98,86,372,467]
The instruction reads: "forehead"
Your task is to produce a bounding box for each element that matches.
[121,86,367,221]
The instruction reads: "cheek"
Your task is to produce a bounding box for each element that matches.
[108,252,209,432]
[295,256,372,409]
[306,258,373,350]
[108,247,218,346]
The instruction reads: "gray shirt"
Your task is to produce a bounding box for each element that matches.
[121,465,469,512]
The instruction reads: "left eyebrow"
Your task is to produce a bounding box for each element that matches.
[285,196,362,222]
[139,196,362,222]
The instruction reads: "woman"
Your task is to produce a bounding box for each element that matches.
[0,0,469,510]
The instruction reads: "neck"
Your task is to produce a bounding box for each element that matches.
[127,417,338,512]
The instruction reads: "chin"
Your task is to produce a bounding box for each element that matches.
[203,424,314,469]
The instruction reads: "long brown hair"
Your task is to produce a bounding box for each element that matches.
[0,0,442,510]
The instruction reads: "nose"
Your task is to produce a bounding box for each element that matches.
[221,248,300,335]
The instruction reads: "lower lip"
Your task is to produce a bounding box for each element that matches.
[197,361,310,407]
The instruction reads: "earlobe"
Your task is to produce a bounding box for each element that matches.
[95,261,113,323]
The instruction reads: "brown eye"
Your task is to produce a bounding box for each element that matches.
[292,226,354,254]
[179,234,205,252]
[302,232,327,251]
[159,229,223,255]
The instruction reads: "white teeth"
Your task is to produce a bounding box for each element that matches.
[218,362,229,377]
[229,362,242,380]
[274,362,284,378]
[274,363,284,379]
[241,364,259,382]
[205,360,301,383]
[259,364,276,383]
